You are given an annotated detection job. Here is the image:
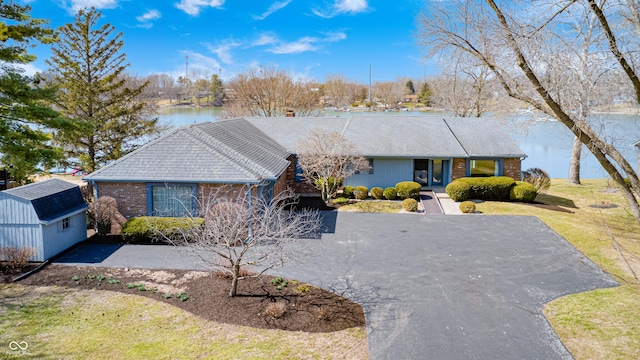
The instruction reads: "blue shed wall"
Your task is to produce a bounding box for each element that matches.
[41,212,87,261]
[0,225,44,261]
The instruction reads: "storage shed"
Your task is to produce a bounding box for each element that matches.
[0,178,88,262]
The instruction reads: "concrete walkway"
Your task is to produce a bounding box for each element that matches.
[54,213,616,360]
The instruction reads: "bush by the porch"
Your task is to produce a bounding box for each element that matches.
[395,181,421,200]
[401,198,419,212]
[383,187,397,200]
[445,177,515,201]
[343,186,355,199]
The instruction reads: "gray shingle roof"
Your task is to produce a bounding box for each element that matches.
[84,115,525,183]
[1,179,87,221]
[84,118,291,183]
[245,116,525,158]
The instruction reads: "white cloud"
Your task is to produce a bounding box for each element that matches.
[252,0,292,20]
[136,9,161,22]
[66,0,119,13]
[252,33,278,46]
[270,37,318,54]
[205,39,241,64]
[179,50,222,75]
[312,0,369,18]
[175,0,224,16]
[266,32,347,54]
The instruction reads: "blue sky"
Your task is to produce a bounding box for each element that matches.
[23,0,438,83]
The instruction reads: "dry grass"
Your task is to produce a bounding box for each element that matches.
[0,284,369,360]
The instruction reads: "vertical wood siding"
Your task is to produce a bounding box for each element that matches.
[0,196,39,224]
[0,225,43,261]
[41,212,88,260]
[345,158,414,189]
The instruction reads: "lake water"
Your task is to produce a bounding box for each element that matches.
[158,107,640,179]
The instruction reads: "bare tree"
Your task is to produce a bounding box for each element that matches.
[323,74,362,108]
[418,0,640,221]
[164,186,321,297]
[296,129,370,202]
[222,66,321,118]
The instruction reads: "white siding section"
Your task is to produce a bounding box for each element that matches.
[346,158,414,189]
[41,212,87,260]
[0,196,39,224]
[0,225,44,261]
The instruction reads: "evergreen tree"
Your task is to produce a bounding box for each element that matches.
[47,8,160,173]
[0,2,67,184]
[418,82,433,106]
[210,74,225,106]
[405,80,415,95]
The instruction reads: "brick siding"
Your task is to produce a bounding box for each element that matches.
[97,182,147,218]
[451,158,467,181]
[503,158,522,180]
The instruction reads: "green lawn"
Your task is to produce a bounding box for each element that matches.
[0,285,368,359]
[475,179,640,359]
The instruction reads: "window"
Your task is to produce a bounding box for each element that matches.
[469,159,500,177]
[58,217,70,232]
[147,183,197,217]
[355,159,374,175]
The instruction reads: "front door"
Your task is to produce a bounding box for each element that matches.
[414,159,429,186]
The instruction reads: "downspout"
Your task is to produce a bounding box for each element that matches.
[247,183,252,240]
[91,180,98,232]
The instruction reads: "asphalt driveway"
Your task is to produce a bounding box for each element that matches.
[54,213,617,360]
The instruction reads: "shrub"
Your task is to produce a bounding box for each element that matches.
[332,197,350,204]
[264,302,287,319]
[315,306,332,321]
[313,177,343,198]
[510,181,538,203]
[522,168,550,194]
[445,181,472,201]
[355,186,369,200]
[370,187,384,200]
[453,176,515,201]
[1,247,36,270]
[396,181,422,200]
[343,186,355,199]
[383,187,397,200]
[121,216,204,243]
[90,196,121,235]
[459,201,477,214]
[402,198,419,212]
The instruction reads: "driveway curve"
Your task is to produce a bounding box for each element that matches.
[54,213,617,360]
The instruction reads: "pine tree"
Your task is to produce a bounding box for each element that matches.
[418,82,433,106]
[0,2,67,184]
[47,8,160,173]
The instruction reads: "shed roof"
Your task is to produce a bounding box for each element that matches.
[1,178,87,222]
[84,118,291,183]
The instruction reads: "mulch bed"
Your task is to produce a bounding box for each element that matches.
[15,264,365,333]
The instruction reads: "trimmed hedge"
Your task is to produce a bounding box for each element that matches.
[402,198,419,212]
[459,201,476,214]
[343,186,355,199]
[395,181,421,200]
[355,186,369,200]
[121,216,204,243]
[510,181,538,203]
[445,176,516,201]
[383,187,397,200]
[370,187,384,200]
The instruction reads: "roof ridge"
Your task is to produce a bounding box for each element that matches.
[190,124,270,176]
[181,127,260,179]
[443,118,469,157]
